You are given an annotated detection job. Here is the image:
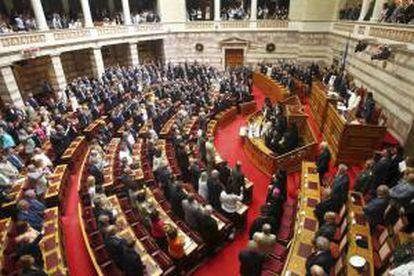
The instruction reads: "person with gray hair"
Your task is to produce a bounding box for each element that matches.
[363,184,390,229]
[305,236,335,276]
[315,163,350,223]
[252,223,276,255]
[238,240,266,276]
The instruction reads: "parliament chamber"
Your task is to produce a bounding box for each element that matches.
[0,0,413,275]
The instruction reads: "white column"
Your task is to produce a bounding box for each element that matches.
[49,55,67,95]
[251,0,257,20]
[121,0,132,25]
[371,0,387,22]
[214,0,221,21]
[80,0,94,28]
[30,0,48,31]
[0,66,24,108]
[61,0,70,14]
[129,43,140,68]
[358,0,370,21]
[90,48,105,78]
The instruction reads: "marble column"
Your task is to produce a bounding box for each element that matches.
[371,0,387,22]
[90,48,105,78]
[49,55,67,94]
[251,0,257,20]
[214,0,221,21]
[61,0,70,14]
[358,0,370,21]
[121,0,132,25]
[0,66,24,108]
[129,43,140,68]
[30,0,48,31]
[80,0,94,28]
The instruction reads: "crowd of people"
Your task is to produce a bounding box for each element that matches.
[339,4,362,21]
[80,63,253,273]
[221,4,250,20]
[0,60,254,274]
[0,12,37,33]
[312,141,413,274]
[379,0,414,24]
[0,7,160,34]
[257,5,288,20]
[340,0,414,24]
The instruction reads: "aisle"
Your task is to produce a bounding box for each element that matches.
[61,168,96,275]
[194,88,299,275]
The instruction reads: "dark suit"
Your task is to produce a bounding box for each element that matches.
[88,164,105,186]
[315,222,337,241]
[230,168,245,195]
[363,197,389,229]
[104,235,127,270]
[239,249,266,276]
[169,185,186,218]
[316,148,331,180]
[207,178,223,211]
[371,157,391,193]
[121,247,145,276]
[197,213,219,248]
[315,173,349,223]
[305,250,335,276]
[189,163,201,191]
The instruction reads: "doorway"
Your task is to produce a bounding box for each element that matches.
[225,48,244,68]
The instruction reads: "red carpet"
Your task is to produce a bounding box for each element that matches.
[194,87,299,275]
[60,86,362,276]
[62,170,96,275]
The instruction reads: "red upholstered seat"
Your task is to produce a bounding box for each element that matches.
[95,246,110,265]
[153,251,174,271]
[89,232,104,249]
[141,237,159,253]
[263,258,284,274]
[270,243,288,260]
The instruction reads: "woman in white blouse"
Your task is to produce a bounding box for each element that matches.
[198,171,209,200]
[220,185,243,217]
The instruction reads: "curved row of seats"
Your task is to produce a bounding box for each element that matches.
[75,100,257,275]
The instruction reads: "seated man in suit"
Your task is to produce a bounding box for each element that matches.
[363,185,390,229]
[316,142,331,184]
[305,236,335,276]
[104,225,128,271]
[315,164,350,223]
[315,212,337,241]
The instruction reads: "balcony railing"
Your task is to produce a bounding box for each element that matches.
[333,21,414,43]
[0,20,411,54]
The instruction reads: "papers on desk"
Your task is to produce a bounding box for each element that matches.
[247,123,261,138]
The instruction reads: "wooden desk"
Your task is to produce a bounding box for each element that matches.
[253,72,290,102]
[346,192,374,276]
[102,138,120,191]
[60,136,86,170]
[45,164,69,210]
[0,218,12,272]
[243,111,317,175]
[283,162,321,275]
[83,117,106,140]
[40,207,68,275]
[107,196,163,276]
[145,188,199,256]
[215,106,238,128]
[323,104,386,166]
[1,178,26,216]
[309,82,338,131]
